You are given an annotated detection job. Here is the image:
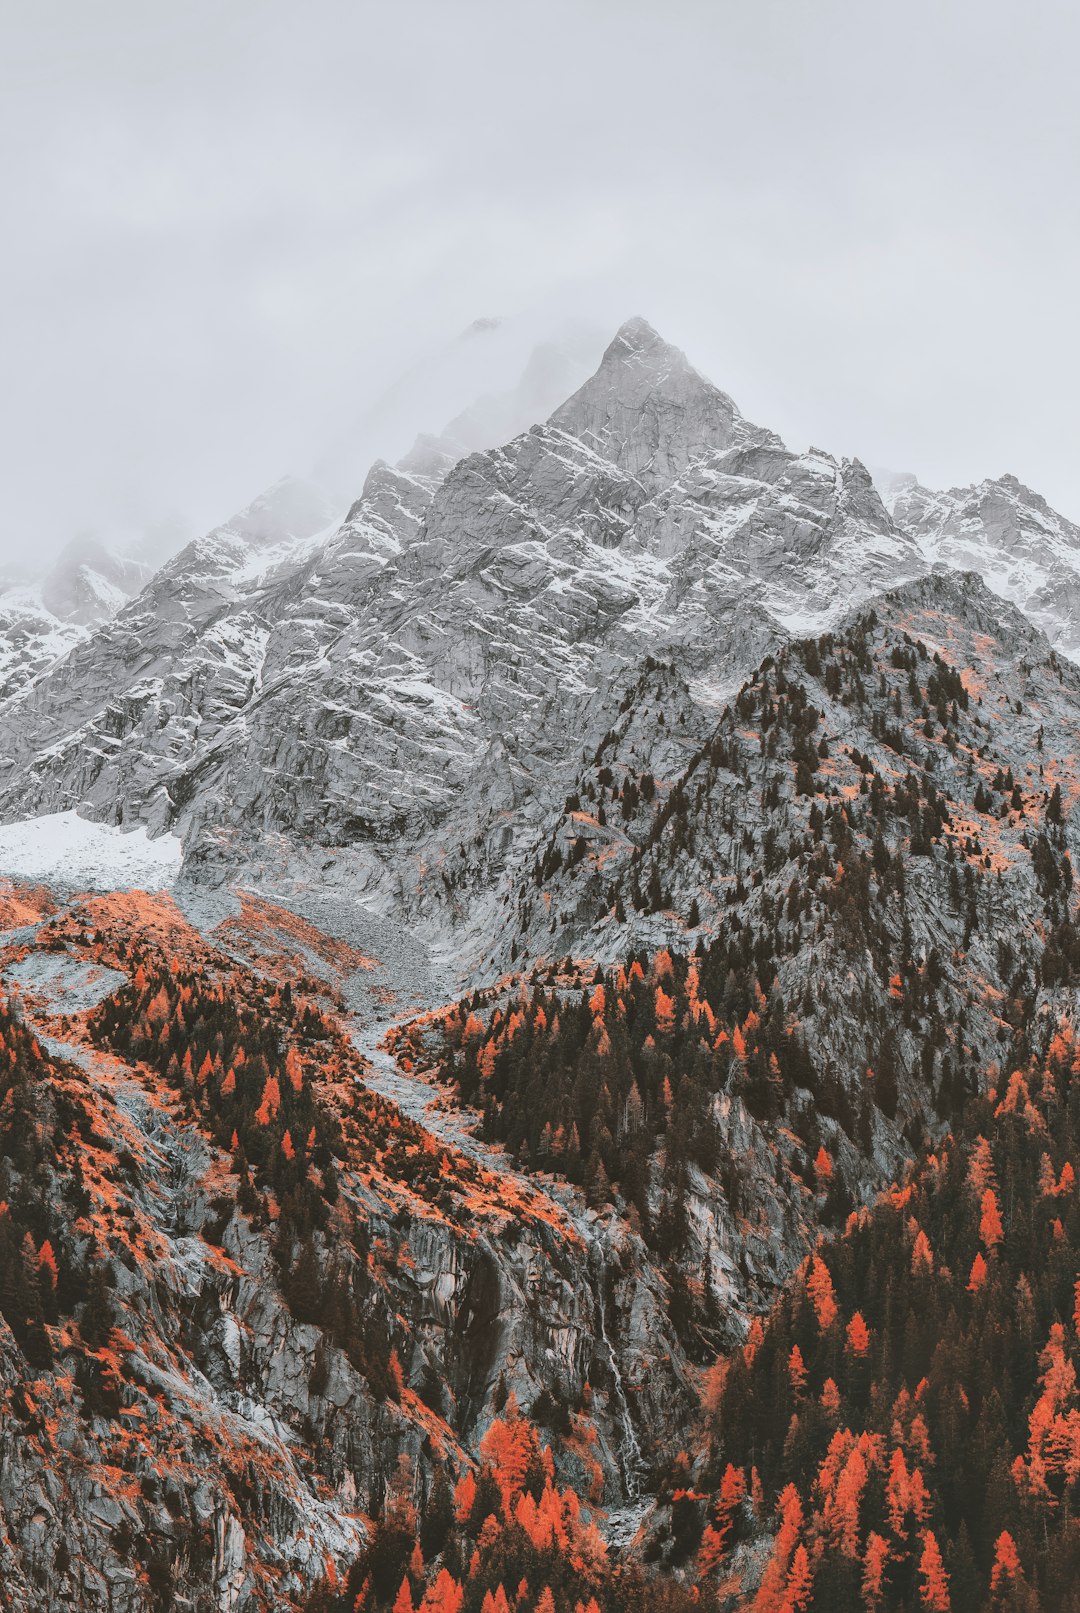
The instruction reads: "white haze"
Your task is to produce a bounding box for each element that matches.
[3,0,1079,564]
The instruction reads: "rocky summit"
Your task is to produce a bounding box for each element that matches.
[2,321,1080,1611]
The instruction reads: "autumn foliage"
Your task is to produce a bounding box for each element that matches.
[694,1020,1080,1610]
[309,1401,692,1613]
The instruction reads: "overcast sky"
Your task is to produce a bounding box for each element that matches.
[4,0,1079,562]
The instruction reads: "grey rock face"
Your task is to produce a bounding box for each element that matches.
[0,320,1075,1002]
[0,538,153,706]
[547,317,742,487]
[883,470,1080,659]
[0,475,339,838]
[0,319,934,984]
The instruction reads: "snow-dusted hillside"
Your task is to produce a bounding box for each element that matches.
[882,470,1080,658]
[0,318,1077,978]
[0,322,924,943]
[0,538,154,703]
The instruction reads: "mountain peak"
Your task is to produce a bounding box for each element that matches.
[602,315,670,362]
[40,537,150,626]
[980,471,1054,513]
[548,317,740,488]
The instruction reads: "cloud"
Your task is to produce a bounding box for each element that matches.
[3,0,1078,559]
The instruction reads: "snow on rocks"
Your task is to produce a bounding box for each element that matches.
[3,950,126,1013]
[0,810,181,891]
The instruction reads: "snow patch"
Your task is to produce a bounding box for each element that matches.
[0,811,182,891]
[4,952,127,1012]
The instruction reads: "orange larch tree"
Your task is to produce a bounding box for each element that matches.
[918,1529,950,1611]
[806,1255,838,1332]
[980,1187,1004,1250]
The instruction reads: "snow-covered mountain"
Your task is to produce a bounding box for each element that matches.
[881,469,1080,658]
[0,317,1077,983]
[40,536,153,626]
[0,536,155,704]
[0,320,926,952]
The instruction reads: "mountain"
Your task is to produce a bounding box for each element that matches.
[4,565,1080,1611]
[328,568,1080,1612]
[415,566,1080,1316]
[0,474,339,837]
[0,319,927,972]
[439,331,606,459]
[3,318,1080,1610]
[883,470,1080,659]
[40,536,153,626]
[313,316,606,499]
[0,888,694,1610]
[0,537,154,705]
